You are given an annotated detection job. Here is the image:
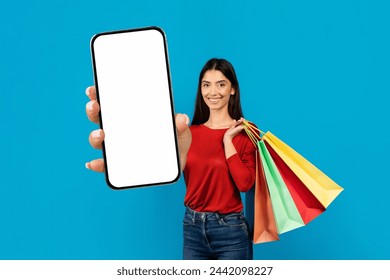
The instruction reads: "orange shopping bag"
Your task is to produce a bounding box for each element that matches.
[246,151,279,244]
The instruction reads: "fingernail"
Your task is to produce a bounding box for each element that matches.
[86,101,94,111]
[185,115,190,125]
[85,162,91,169]
[86,87,91,97]
[92,129,102,139]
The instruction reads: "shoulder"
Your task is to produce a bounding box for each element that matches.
[242,120,260,136]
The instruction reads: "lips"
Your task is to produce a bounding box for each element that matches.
[208,97,222,104]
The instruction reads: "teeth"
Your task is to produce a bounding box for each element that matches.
[209,98,221,103]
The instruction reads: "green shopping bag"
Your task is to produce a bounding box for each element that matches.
[258,140,305,234]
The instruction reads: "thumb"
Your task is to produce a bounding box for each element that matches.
[175,113,190,134]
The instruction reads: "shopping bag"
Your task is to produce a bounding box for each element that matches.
[246,150,279,243]
[242,121,343,240]
[265,141,325,224]
[258,141,305,234]
[263,132,343,208]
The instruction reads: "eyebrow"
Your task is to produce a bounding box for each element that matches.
[202,80,228,84]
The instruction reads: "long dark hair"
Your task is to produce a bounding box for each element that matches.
[191,58,244,125]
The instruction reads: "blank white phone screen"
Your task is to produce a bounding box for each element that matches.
[91,27,180,189]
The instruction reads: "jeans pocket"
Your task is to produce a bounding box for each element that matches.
[219,214,250,238]
[220,213,244,226]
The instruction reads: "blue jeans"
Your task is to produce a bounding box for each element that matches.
[183,206,253,260]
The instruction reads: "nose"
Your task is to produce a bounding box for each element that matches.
[209,85,219,96]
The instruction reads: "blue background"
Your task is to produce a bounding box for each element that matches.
[1,0,389,260]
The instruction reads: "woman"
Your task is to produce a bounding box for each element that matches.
[85,58,256,260]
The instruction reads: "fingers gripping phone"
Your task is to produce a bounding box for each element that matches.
[90,27,180,189]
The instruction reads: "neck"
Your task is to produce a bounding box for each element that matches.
[205,109,234,129]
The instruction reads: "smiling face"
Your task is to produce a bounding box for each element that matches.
[201,69,235,112]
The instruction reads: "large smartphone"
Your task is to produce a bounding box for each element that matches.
[90,27,180,189]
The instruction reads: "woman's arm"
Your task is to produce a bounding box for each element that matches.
[223,118,256,192]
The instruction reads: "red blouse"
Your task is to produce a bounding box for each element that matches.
[183,124,256,214]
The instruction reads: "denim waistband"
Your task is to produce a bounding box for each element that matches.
[185,206,243,221]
